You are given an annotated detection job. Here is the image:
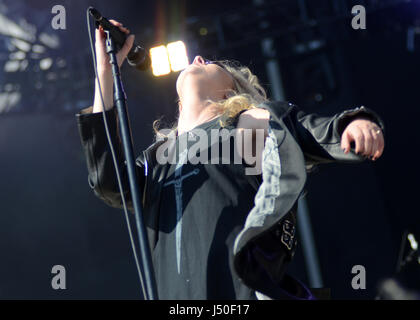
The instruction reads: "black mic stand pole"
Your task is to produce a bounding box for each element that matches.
[105,30,158,300]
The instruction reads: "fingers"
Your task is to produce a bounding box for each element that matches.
[340,126,367,155]
[95,27,106,48]
[341,131,351,154]
[361,128,374,157]
[370,129,379,160]
[372,130,385,161]
[109,19,130,34]
[341,125,385,161]
[109,19,121,26]
[96,19,130,46]
[351,126,365,155]
[95,27,108,72]
[119,34,135,59]
[95,19,134,68]
[341,127,362,155]
[366,127,384,161]
[109,20,132,54]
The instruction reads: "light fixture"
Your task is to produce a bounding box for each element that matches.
[150,41,189,76]
[167,41,189,72]
[40,57,53,70]
[150,45,171,76]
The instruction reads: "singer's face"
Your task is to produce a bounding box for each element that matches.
[176,56,234,101]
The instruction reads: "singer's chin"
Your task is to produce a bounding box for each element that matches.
[177,65,191,79]
[176,65,201,88]
[181,64,202,77]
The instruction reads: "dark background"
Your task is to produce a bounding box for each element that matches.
[0,0,419,299]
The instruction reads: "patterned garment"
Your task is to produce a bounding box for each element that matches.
[76,101,384,299]
[154,115,259,299]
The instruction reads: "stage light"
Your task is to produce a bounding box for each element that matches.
[150,41,189,76]
[408,234,418,250]
[9,51,26,60]
[10,38,31,52]
[199,27,208,36]
[150,45,171,76]
[38,32,60,49]
[167,41,189,72]
[0,91,21,113]
[0,13,34,41]
[4,60,20,72]
[40,58,53,70]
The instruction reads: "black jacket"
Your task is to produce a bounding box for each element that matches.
[76,101,384,299]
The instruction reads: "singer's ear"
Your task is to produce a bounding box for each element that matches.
[178,101,182,113]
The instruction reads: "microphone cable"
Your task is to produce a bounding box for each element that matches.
[86,8,147,299]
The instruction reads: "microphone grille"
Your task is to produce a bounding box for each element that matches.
[127,46,151,71]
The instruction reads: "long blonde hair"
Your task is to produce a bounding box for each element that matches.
[153,59,268,137]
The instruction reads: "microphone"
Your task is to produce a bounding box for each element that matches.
[88,7,151,71]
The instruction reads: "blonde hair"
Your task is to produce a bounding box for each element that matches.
[153,59,268,137]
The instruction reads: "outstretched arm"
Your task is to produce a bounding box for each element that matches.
[238,102,385,168]
[289,104,385,166]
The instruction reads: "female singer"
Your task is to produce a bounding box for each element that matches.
[76,20,385,299]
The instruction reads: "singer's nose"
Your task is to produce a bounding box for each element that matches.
[193,56,205,65]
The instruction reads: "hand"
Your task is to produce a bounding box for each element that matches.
[93,19,135,112]
[341,117,385,161]
[95,19,135,74]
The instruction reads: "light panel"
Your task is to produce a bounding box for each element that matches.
[167,41,189,72]
[150,45,171,77]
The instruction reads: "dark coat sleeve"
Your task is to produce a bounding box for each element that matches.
[76,106,146,211]
[285,104,385,167]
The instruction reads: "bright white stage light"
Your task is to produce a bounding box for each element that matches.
[4,60,20,72]
[10,38,31,52]
[408,234,418,250]
[40,58,53,70]
[167,41,189,72]
[150,45,171,76]
[0,13,34,42]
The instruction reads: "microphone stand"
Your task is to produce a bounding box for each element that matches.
[105,30,158,300]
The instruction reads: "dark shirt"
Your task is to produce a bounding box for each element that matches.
[154,116,258,299]
[76,102,385,300]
